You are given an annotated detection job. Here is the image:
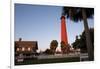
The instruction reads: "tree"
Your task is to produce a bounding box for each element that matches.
[72,35,81,49]
[61,41,67,54]
[72,28,94,59]
[50,40,58,54]
[80,28,94,53]
[62,7,94,61]
[60,41,70,54]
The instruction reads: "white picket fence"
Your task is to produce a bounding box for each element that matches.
[80,53,88,61]
[38,53,80,59]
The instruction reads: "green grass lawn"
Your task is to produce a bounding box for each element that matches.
[15,57,80,65]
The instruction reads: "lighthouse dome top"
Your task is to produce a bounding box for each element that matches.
[60,16,66,19]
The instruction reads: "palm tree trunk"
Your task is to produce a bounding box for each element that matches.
[82,9,94,61]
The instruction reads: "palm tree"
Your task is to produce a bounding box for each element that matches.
[62,7,94,61]
[50,40,58,54]
[60,41,67,54]
[60,41,70,54]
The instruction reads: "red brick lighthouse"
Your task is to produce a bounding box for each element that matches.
[60,16,70,54]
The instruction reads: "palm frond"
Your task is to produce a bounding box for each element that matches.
[62,7,94,22]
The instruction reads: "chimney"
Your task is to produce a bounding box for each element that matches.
[19,38,22,42]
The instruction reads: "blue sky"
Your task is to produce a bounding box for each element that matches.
[15,4,94,51]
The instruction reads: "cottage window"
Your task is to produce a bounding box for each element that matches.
[17,48,19,51]
[28,47,31,51]
[22,47,25,51]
